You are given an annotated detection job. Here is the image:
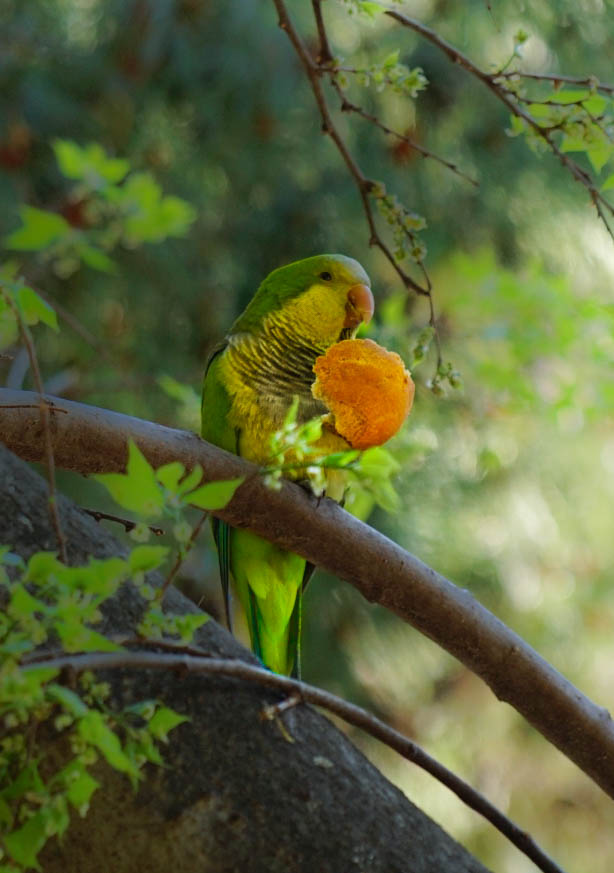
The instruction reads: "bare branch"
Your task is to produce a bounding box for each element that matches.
[386,9,614,243]
[497,70,614,95]
[271,0,430,298]
[312,0,333,64]
[160,510,209,597]
[3,387,614,800]
[0,294,67,562]
[24,649,567,873]
[335,88,479,187]
[82,508,164,536]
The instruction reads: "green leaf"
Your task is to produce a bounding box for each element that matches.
[187,477,244,510]
[16,285,58,330]
[129,545,169,573]
[601,172,614,191]
[26,551,60,583]
[382,49,400,68]
[4,811,47,869]
[66,768,100,815]
[8,583,48,617]
[0,298,18,350]
[155,461,186,492]
[582,94,608,115]
[359,0,382,16]
[77,243,116,273]
[4,206,70,251]
[175,465,204,497]
[56,623,122,653]
[94,440,164,517]
[545,89,590,104]
[0,795,14,828]
[1,761,46,802]
[357,446,401,478]
[18,666,59,689]
[322,450,361,468]
[116,173,196,244]
[587,142,613,173]
[148,706,188,742]
[53,140,130,187]
[173,612,209,642]
[47,684,88,717]
[78,711,137,776]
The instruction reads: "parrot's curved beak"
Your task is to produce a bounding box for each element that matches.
[344,284,374,328]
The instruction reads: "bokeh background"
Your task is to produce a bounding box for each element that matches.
[2,1,614,870]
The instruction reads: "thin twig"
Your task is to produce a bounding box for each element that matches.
[386,9,614,243]
[312,0,333,64]
[0,403,68,412]
[23,650,567,873]
[1,292,67,562]
[35,288,109,358]
[82,508,164,536]
[160,510,209,597]
[496,70,614,95]
[272,0,430,299]
[334,87,479,187]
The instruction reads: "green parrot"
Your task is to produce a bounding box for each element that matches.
[201,254,374,675]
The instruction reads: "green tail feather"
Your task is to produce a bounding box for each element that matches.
[212,517,232,632]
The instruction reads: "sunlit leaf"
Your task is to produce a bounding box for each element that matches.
[129,544,169,573]
[4,811,47,869]
[16,285,58,330]
[94,441,164,517]
[148,706,189,742]
[78,711,137,777]
[4,206,70,250]
[187,477,244,510]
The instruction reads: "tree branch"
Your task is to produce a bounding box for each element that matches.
[26,649,566,873]
[1,293,67,562]
[2,387,614,800]
[0,443,491,873]
[271,0,431,298]
[386,9,614,243]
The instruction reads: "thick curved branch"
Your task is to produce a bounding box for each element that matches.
[2,388,614,800]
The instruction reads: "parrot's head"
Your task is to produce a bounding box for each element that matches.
[233,254,374,348]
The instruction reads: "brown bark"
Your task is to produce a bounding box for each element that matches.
[2,388,614,801]
[0,443,491,873]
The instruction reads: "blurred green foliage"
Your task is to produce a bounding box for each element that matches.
[2,0,614,870]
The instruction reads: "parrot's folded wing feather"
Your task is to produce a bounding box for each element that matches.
[202,345,240,632]
[212,517,232,631]
[287,561,316,679]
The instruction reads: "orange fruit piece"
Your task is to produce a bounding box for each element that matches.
[312,338,414,449]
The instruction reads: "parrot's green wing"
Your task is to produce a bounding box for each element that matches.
[202,344,238,631]
[202,342,309,675]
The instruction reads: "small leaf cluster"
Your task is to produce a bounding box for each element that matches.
[0,264,58,352]
[351,51,427,99]
[338,0,385,17]
[378,299,462,395]
[502,84,614,184]
[265,400,403,513]
[265,398,326,491]
[426,361,464,397]
[94,441,243,523]
[372,186,427,264]
[0,548,187,872]
[94,440,242,639]
[3,140,196,279]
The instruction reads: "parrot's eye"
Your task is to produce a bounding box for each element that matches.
[319,271,332,281]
